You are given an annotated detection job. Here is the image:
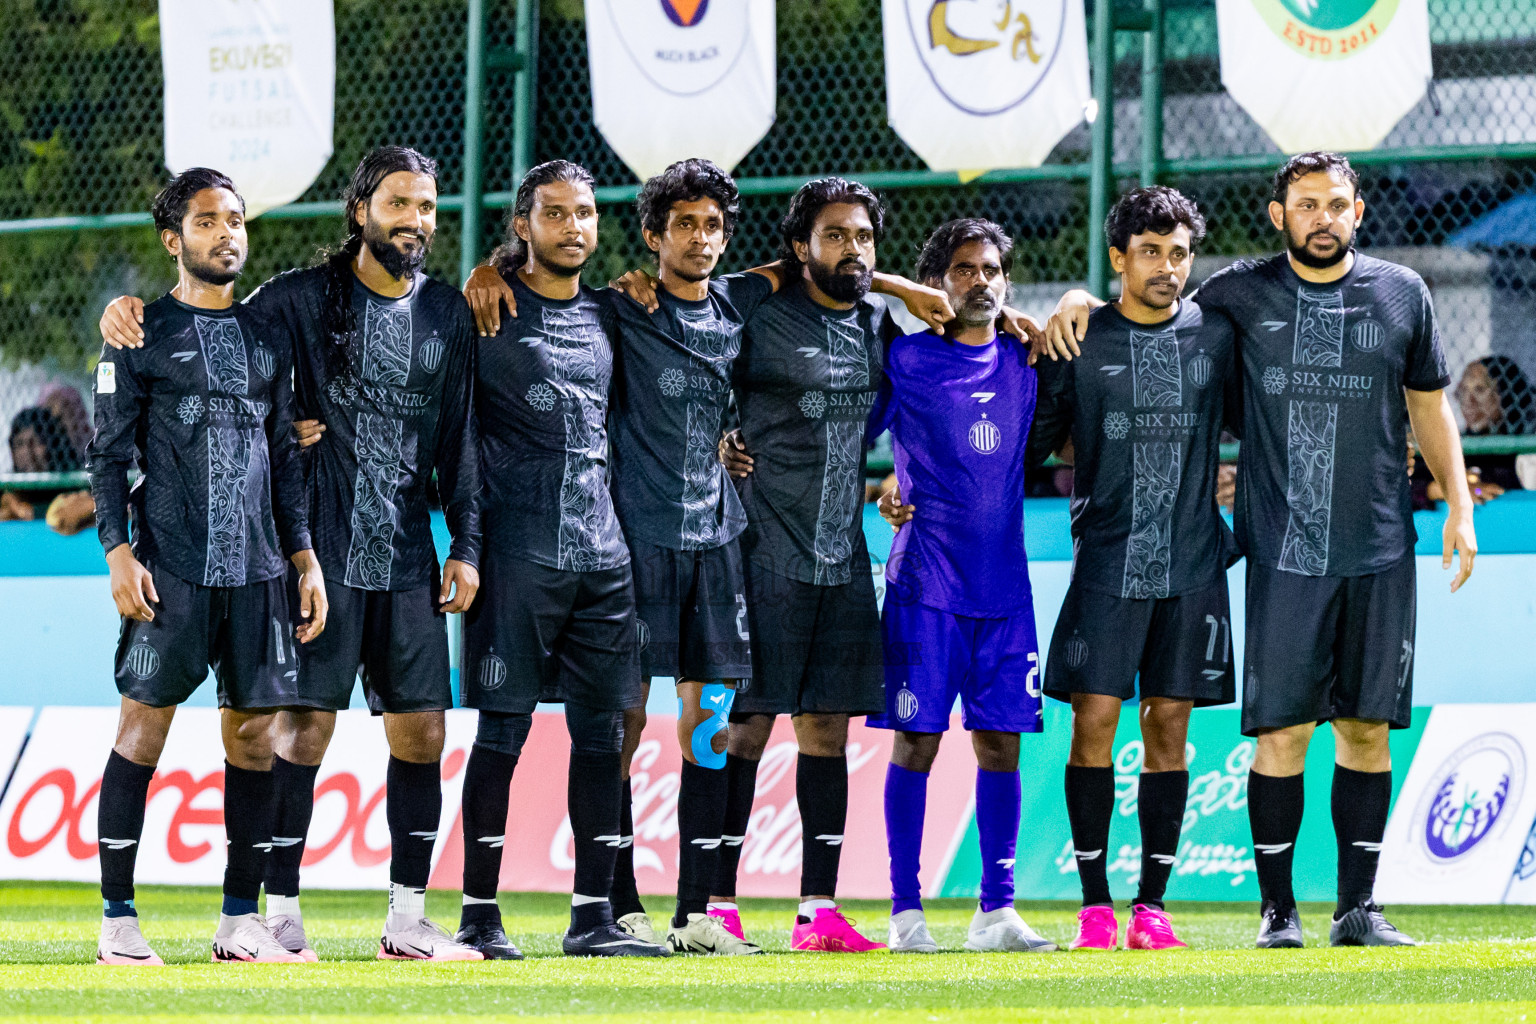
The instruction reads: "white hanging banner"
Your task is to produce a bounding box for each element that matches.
[1217,0,1431,154]
[586,0,776,182]
[159,0,335,217]
[882,0,1091,173]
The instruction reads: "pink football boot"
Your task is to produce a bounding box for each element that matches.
[1126,904,1188,950]
[709,905,746,941]
[1068,905,1119,951]
[790,907,887,952]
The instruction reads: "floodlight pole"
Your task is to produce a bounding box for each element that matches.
[461,0,488,285]
[1141,0,1165,187]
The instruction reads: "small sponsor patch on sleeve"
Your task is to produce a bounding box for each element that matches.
[96,361,116,394]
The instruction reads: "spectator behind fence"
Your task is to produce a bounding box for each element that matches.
[2,404,96,533]
[1413,355,1536,508]
[40,382,92,464]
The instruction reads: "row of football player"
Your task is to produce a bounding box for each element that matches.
[84,144,1473,964]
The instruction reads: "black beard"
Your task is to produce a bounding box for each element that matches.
[183,250,244,286]
[532,242,589,278]
[809,257,872,303]
[364,219,431,280]
[1286,224,1351,270]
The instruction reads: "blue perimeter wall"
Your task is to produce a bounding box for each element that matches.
[1,493,1532,711]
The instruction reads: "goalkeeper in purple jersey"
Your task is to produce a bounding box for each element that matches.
[868,220,1054,953]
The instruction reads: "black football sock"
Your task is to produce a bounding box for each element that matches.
[1065,765,1115,906]
[712,753,759,899]
[1134,770,1188,909]
[568,750,623,933]
[386,757,441,892]
[1248,770,1305,909]
[459,744,518,923]
[796,753,848,909]
[98,750,156,913]
[609,782,645,919]
[265,756,319,899]
[675,759,729,926]
[221,762,274,917]
[1332,765,1392,917]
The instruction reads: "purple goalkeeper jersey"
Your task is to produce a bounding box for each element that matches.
[870,329,1038,617]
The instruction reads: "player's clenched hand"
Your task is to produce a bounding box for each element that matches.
[294,419,326,448]
[1443,509,1476,593]
[1042,289,1099,362]
[291,549,328,643]
[106,544,158,622]
[719,429,754,478]
[877,484,914,532]
[464,264,516,337]
[902,284,955,334]
[610,269,662,313]
[100,296,147,349]
[440,558,480,614]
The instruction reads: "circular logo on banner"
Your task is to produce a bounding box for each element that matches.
[1351,319,1385,353]
[126,640,160,681]
[896,687,920,723]
[1249,0,1401,59]
[604,0,752,97]
[1414,732,1525,862]
[479,654,507,692]
[904,0,1072,116]
[969,417,1001,454]
[418,337,445,373]
[1187,352,1214,389]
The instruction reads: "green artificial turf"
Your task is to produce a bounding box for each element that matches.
[0,882,1532,1022]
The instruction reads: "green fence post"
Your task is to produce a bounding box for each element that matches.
[1140,0,1164,187]
[1088,0,1117,299]
[460,0,488,285]
[512,0,538,193]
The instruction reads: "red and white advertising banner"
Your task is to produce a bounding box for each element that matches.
[430,713,977,900]
[0,708,476,888]
[0,707,976,900]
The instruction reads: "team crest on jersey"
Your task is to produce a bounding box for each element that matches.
[418,336,446,373]
[969,416,1002,454]
[1351,319,1384,353]
[1187,351,1214,389]
[895,687,920,722]
[636,618,651,652]
[252,346,276,381]
[479,653,507,691]
[1064,632,1089,670]
[126,639,160,681]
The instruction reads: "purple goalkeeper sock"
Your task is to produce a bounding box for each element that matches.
[884,762,928,915]
[976,766,1021,912]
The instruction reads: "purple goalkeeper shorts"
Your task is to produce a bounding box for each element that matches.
[867,593,1042,734]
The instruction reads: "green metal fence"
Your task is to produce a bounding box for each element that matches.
[1,0,1534,486]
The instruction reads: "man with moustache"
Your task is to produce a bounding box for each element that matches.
[89,167,326,966]
[1043,153,1477,949]
[96,147,483,962]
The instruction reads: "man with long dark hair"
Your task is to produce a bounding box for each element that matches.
[97,147,482,962]
[451,160,668,958]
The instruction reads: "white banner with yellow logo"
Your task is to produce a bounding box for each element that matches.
[882,0,1090,173]
[586,0,776,181]
[1217,0,1430,154]
[159,0,335,217]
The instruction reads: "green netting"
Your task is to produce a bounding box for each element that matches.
[1,0,1534,478]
